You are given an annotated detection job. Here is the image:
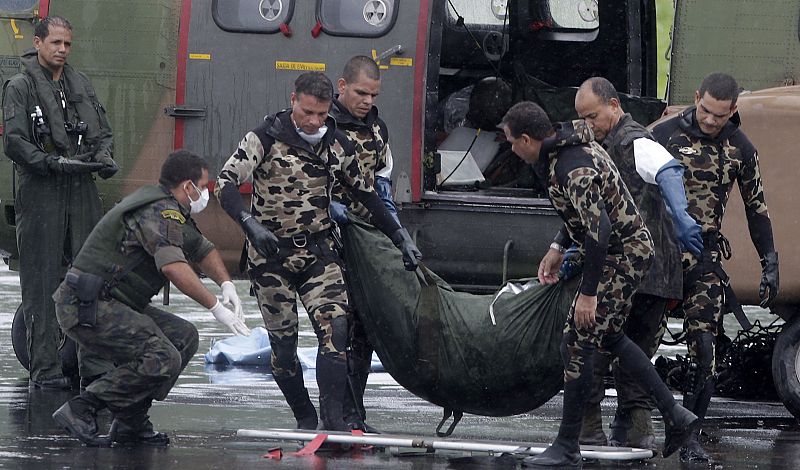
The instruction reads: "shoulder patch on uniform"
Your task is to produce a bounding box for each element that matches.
[161,209,186,224]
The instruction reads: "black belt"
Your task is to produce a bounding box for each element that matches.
[248,229,338,281]
[275,230,331,249]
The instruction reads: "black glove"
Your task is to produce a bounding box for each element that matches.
[240,211,279,258]
[95,155,119,179]
[759,251,779,308]
[390,227,422,271]
[73,151,95,162]
[47,155,105,174]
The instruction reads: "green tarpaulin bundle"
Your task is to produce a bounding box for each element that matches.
[342,217,579,417]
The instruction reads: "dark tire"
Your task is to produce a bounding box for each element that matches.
[11,304,29,370]
[772,315,800,420]
[11,303,79,378]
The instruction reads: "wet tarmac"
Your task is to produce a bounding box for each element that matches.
[1,264,799,469]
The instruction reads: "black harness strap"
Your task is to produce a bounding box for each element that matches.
[247,230,337,288]
[684,233,752,331]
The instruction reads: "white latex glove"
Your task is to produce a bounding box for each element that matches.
[220,280,244,322]
[210,300,250,336]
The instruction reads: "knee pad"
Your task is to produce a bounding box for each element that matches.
[330,315,349,353]
[270,338,299,376]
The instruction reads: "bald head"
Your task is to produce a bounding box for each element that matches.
[575,77,623,142]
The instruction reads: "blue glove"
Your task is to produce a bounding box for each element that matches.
[655,164,703,256]
[375,176,400,224]
[329,201,349,225]
[558,245,583,281]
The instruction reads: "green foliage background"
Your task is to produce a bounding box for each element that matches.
[656,0,675,99]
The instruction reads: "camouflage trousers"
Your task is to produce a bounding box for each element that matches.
[53,282,199,411]
[588,293,668,409]
[562,241,652,383]
[680,251,724,378]
[249,240,350,378]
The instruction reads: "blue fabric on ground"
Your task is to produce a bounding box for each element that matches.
[204,327,384,372]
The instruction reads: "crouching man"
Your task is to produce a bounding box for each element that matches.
[51,150,249,446]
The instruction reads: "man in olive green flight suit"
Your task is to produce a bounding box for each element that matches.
[2,16,119,388]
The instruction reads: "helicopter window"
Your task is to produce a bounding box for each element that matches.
[445,0,508,27]
[211,0,295,34]
[0,0,37,17]
[317,0,397,38]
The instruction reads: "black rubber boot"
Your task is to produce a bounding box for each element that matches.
[109,400,169,447]
[274,368,319,430]
[52,391,111,447]
[611,335,698,458]
[523,337,592,468]
[316,354,351,432]
[343,345,381,432]
[522,423,583,468]
[608,407,630,447]
[679,332,715,463]
[625,407,657,450]
[578,401,608,446]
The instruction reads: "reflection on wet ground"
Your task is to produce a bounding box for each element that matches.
[0,265,798,469]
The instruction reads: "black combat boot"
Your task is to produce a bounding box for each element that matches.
[611,336,699,458]
[316,354,351,432]
[274,368,319,430]
[52,391,111,446]
[109,400,169,446]
[523,339,593,468]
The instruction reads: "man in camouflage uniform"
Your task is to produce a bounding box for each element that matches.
[215,72,421,432]
[500,102,699,468]
[328,55,401,432]
[50,150,249,447]
[573,77,703,449]
[651,72,779,463]
[2,16,119,389]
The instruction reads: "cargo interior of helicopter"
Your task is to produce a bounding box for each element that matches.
[424,0,659,202]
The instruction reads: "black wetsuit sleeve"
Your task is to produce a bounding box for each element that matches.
[553,224,572,248]
[353,189,402,236]
[559,163,610,297]
[736,137,775,257]
[218,183,246,223]
[581,210,611,296]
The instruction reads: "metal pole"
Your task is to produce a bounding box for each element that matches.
[236,429,654,461]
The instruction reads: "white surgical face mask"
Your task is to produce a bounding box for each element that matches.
[187,181,209,214]
[296,125,328,146]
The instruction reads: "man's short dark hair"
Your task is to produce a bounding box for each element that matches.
[501,101,553,140]
[342,55,380,83]
[159,149,209,188]
[699,72,740,105]
[584,77,619,103]
[34,16,72,39]
[295,72,333,101]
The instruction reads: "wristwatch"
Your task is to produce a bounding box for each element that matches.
[549,242,566,253]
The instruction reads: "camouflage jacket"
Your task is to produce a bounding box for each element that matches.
[329,98,391,219]
[215,109,371,252]
[604,114,682,298]
[71,185,213,313]
[545,120,653,296]
[651,107,774,256]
